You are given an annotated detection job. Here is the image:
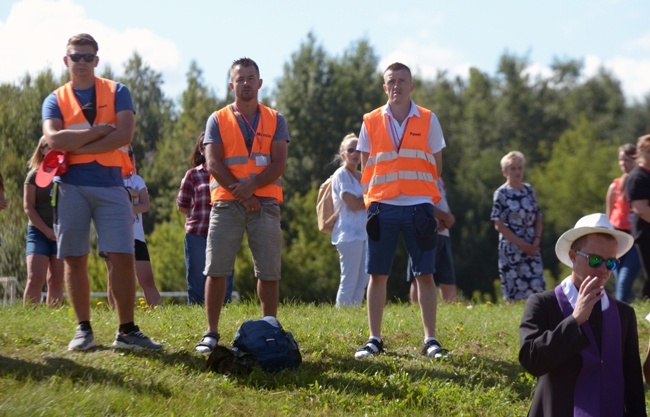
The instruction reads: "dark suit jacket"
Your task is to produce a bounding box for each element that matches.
[519,290,646,417]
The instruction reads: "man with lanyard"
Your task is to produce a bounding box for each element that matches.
[42,33,161,351]
[195,58,289,353]
[519,213,646,416]
[355,62,446,359]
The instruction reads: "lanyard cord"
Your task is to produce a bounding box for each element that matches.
[233,103,262,155]
[387,114,410,151]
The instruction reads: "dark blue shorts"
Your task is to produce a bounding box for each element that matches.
[407,235,455,285]
[26,225,57,257]
[365,202,435,276]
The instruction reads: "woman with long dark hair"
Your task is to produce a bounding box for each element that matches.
[177,132,234,305]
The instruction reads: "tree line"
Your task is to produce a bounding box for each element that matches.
[1,32,649,303]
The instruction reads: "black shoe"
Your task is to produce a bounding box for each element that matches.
[421,338,447,359]
[355,338,384,359]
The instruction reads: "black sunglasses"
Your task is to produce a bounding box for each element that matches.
[346,147,359,154]
[67,53,96,63]
[575,250,619,271]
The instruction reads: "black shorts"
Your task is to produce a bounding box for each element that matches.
[134,239,150,262]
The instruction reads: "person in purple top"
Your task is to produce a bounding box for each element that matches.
[519,213,645,416]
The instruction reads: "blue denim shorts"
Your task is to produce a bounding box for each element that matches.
[406,235,455,285]
[365,202,435,276]
[26,225,57,257]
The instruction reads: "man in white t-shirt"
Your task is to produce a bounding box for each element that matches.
[355,62,447,360]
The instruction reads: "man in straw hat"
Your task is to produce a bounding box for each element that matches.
[519,213,646,416]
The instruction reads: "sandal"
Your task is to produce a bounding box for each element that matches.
[195,331,220,353]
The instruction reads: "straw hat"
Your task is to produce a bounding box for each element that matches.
[555,213,634,267]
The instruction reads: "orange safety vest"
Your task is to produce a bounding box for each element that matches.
[209,104,283,203]
[361,106,441,206]
[55,77,132,175]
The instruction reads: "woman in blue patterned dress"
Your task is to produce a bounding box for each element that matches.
[490,151,545,301]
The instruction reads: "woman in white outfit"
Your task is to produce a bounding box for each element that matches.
[331,133,370,307]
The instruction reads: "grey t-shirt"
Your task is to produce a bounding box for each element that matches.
[203,104,290,203]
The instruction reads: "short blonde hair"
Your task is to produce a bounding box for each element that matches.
[500,151,526,170]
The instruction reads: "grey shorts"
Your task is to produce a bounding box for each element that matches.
[54,183,134,258]
[204,200,281,281]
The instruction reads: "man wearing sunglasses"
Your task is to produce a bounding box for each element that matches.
[42,33,161,351]
[519,213,646,416]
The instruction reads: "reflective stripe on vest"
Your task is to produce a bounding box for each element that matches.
[361,106,440,205]
[55,77,132,175]
[210,104,283,203]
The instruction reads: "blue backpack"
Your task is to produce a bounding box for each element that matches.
[232,318,302,372]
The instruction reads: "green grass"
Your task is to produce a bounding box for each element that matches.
[2,299,650,416]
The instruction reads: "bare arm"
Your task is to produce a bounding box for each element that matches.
[494,219,538,255]
[341,192,365,211]
[43,118,114,152]
[205,142,243,193]
[631,200,650,223]
[177,206,189,215]
[132,186,150,215]
[360,151,369,172]
[71,110,135,154]
[434,209,455,232]
[23,184,56,241]
[229,140,288,201]
[606,183,616,218]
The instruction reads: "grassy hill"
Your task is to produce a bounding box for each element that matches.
[1,299,649,416]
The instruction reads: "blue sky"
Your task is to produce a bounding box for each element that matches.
[1,0,649,102]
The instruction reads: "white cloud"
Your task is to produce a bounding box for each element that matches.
[523,62,554,82]
[623,32,650,52]
[379,37,469,80]
[0,0,181,93]
[583,55,650,102]
[381,37,650,103]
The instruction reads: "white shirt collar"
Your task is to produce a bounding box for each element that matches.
[381,100,420,120]
[560,276,609,311]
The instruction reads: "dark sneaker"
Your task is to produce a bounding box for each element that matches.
[195,332,220,353]
[421,338,447,359]
[68,325,96,351]
[113,326,163,351]
[354,338,384,359]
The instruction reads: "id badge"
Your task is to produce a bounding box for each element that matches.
[255,155,268,166]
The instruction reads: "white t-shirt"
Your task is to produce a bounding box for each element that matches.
[123,174,147,242]
[357,100,446,206]
[331,166,367,245]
